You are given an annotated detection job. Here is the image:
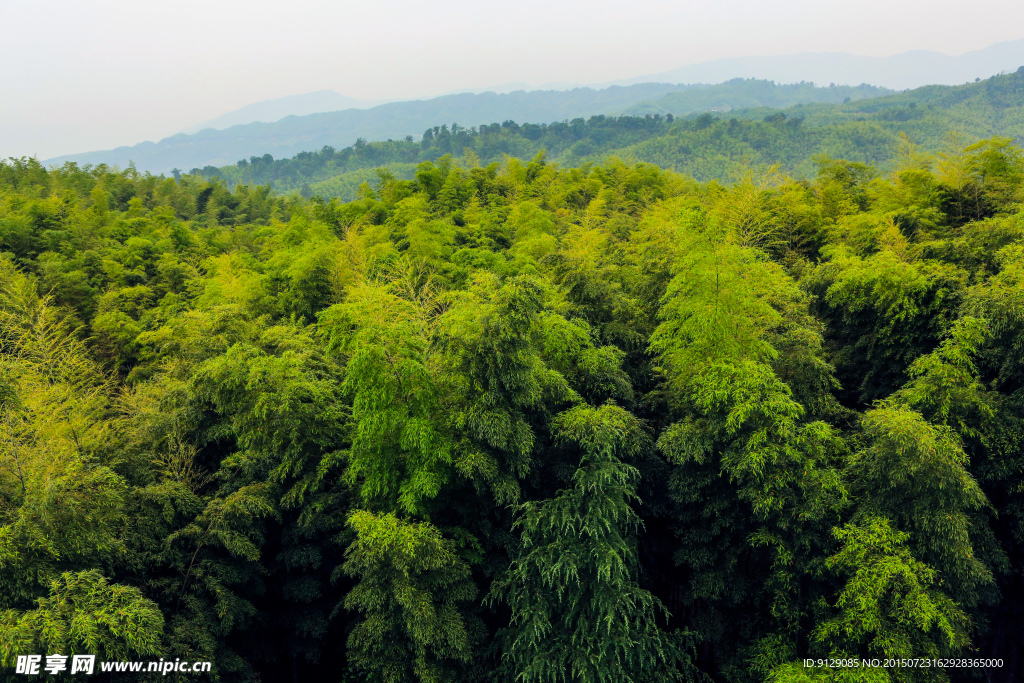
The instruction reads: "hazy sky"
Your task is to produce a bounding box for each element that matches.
[3,0,1024,160]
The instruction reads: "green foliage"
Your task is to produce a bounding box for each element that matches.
[490,404,696,682]
[1,122,1023,681]
[889,316,993,438]
[341,510,479,683]
[0,570,164,665]
[0,257,167,669]
[850,407,994,607]
[813,517,970,677]
[321,276,453,514]
[805,248,967,405]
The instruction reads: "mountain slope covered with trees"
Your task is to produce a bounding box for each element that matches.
[44,80,892,174]
[2,121,1024,681]
[181,67,1024,201]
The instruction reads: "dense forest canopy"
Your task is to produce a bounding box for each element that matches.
[2,117,1024,683]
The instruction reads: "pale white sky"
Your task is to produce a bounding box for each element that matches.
[3,0,1023,160]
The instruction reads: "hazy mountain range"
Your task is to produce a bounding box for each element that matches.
[207,67,1024,202]
[609,38,1024,90]
[44,40,1024,173]
[180,40,1024,136]
[180,90,375,134]
[179,83,590,135]
[45,81,891,173]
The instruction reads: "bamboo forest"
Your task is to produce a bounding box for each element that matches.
[2,123,1024,682]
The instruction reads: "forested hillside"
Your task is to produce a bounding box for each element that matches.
[186,67,1024,201]
[43,80,892,174]
[622,79,892,115]
[2,125,1024,681]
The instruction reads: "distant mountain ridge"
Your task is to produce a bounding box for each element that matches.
[204,67,1024,201]
[180,90,373,134]
[44,80,891,173]
[610,39,1024,90]
[179,41,1024,137]
[623,80,885,116]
